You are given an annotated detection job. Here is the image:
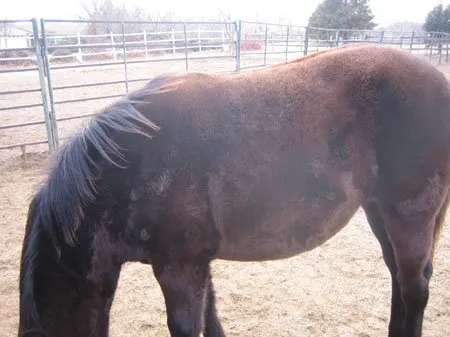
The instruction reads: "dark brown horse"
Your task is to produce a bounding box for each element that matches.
[18,43,450,337]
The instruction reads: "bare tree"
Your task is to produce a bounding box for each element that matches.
[82,0,180,33]
[81,0,150,34]
[0,21,12,37]
[0,21,13,50]
[204,10,236,53]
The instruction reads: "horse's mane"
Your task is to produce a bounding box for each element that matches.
[40,75,184,248]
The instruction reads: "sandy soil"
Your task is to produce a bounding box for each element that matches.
[0,53,450,337]
[1,154,449,337]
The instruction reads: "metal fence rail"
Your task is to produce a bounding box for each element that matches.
[38,19,238,149]
[1,18,450,159]
[238,21,307,70]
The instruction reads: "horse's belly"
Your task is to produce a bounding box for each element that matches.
[215,202,361,261]
[210,172,363,261]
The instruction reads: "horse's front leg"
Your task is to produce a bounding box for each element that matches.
[152,258,211,337]
[203,275,226,337]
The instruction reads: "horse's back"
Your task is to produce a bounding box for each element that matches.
[131,44,450,261]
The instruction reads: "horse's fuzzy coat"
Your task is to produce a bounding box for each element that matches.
[19,43,450,337]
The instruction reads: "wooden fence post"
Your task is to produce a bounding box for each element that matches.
[221,29,226,52]
[143,30,148,58]
[183,23,188,71]
[172,28,176,55]
[263,24,268,65]
[235,20,241,71]
[285,25,289,61]
[430,32,434,63]
[110,31,116,60]
[77,32,82,63]
[304,26,309,56]
[197,27,202,52]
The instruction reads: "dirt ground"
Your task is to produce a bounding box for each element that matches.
[1,53,450,336]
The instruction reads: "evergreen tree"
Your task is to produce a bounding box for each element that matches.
[308,0,376,30]
[423,4,450,33]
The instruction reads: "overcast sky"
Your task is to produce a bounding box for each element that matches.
[3,0,450,27]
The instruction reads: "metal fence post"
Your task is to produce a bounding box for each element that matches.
[410,31,415,52]
[121,21,129,93]
[32,18,54,152]
[40,18,59,148]
[445,35,448,63]
[304,26,309,56]
[235,20,241,72]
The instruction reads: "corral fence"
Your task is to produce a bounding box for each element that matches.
[1,18,449,160]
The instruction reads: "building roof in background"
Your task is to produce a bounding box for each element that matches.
[2,21,89,36]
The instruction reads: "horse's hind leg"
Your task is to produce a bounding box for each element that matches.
[363,201,405,336]
[367,178,449,337]
[152,259,211,337]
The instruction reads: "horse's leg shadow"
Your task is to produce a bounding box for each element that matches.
[363,186,449,337]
